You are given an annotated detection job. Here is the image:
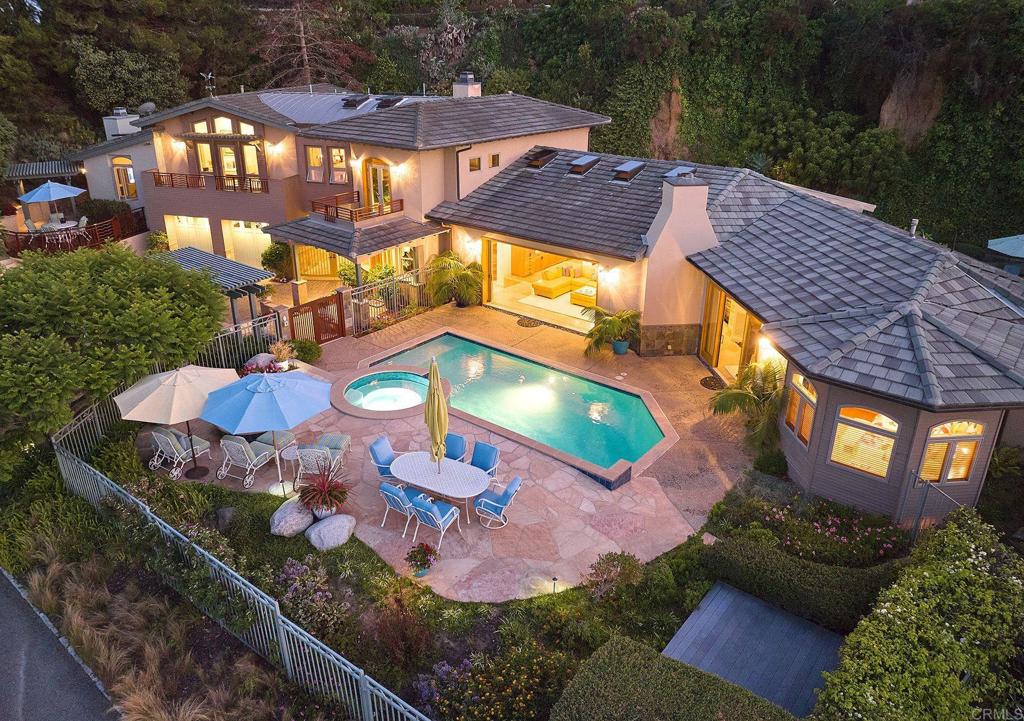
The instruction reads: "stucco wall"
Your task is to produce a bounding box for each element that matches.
[454,127,590,198]
[81,136,158,210]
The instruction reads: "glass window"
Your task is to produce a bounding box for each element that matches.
[306,146,324,182]
[785,373,817,445]
[242,144,260,176]
[213,116,233,134]
[192,120,209,134]
[221,219,270,267]
[329,147,347,184]
[111,156,136,199]
[469,157,481,172]
[218,146,238,176]
[239,122,255,135]
[196,143,214,173]
[490,153,500,168]
[920,420,984,483]
[830,407,899,478]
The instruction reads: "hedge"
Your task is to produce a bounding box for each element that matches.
[813,509,1024,720]
[701,536,903,632]
[551,636,795,721]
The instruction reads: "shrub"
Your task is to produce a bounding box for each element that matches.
[551,636,795,721]
[261,242,292,279]
[753,448,788,476]
[368,590,433,672]
[296,461,350,513]
[290,338,322,363]
[275,555,345,642]
[416,642,575,721]
[702,535,903,632]
[814,509,1024,720]
[585,551,645,602]
[77,197,131,222]
[146,230,169,253]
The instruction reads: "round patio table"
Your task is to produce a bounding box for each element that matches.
[390,451,490,524]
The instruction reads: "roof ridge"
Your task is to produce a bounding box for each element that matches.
[809,307,906,374]
[707,168,751,213]
[909,251,955,303]
[763,304,894,329]
[920,303,1024,386]
[902,303,943,406]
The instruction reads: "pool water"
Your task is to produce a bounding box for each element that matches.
[344,371,429,411]
[372,334,664,468]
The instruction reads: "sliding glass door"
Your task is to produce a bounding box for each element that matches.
[699,282,763,381]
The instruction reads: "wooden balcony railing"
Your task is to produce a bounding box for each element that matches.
[311,190,404,222]
[1,208,148,257]
[215,175,270,193]
[151,171,206,189]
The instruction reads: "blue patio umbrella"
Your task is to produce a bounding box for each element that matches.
[18,180,87,219]
[200,371,333,489]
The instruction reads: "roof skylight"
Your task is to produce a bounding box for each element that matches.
[526,148,558,169]
[612,160,645,182]
[664,165,696,178]
[568,155,600,175]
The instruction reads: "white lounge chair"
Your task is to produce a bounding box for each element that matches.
[77,216,88,229]
[149,427,211,480]
[217,435,274,488]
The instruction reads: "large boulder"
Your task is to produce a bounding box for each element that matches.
[270,498,315,537]
[305,514,356,551]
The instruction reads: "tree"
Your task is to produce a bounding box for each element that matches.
[0,113,15,174]
[0,247,224,453]
[68,37,187,114]
[708,360,788,453]
[253,0,372,89]
[425,252,482,307]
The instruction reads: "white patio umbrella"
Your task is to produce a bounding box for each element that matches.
[114,365,239,479]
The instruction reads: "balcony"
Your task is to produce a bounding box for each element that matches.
[151,171,269,193]
[2,208,148,257]
[311,191,403,223]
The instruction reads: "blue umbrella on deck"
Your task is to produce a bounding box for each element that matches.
[19,180,87,218]
[200,371,333,490]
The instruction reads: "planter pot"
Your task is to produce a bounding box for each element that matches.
[312,505,337,520]
[413,567,430,578]
[275,360,290,371]
[612,339,630,355]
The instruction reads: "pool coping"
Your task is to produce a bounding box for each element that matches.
[356,327,679,490]
[330,365,452,420]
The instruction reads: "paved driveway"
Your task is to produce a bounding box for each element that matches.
[0,573,116,721]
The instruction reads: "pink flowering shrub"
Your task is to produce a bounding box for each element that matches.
[276,555,342,639]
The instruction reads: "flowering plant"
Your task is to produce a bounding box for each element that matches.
[405,543,437,572]
[276,555,339,639]
[239,360,284,376]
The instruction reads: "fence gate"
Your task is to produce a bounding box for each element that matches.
[289,293,346,344]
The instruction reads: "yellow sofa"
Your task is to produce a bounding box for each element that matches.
[531,267,572,298]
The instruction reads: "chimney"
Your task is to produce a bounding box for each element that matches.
[910,218,919,237]
[102,107,141,140]
[452,71,482,98]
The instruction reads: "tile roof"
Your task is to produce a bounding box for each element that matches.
[133,85,434,131]
[429,148,739,259]
[3,159,83,179]
[66,130,154,161]
[300,94,610,150]
[264,215,444,259]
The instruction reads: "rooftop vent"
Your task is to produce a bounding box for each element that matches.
[112,107,128,117]
[342,94,370,109]
[612,160,646,182]
[664,165,696,178]
[376,97,404,109]
[527,148,558,169]
[568,154,600,176]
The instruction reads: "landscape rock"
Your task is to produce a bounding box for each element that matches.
[215,506,235,533]
[270,498,315,537]
[305,514,357,550]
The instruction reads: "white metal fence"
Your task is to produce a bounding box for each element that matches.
[50,316,429,721]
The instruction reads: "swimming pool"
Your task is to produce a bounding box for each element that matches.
[344,371,428,411]
[371,334,664,469]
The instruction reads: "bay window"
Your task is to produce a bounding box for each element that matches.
[829,407,899,478]
[785,373,816,445]
[919,421,984,483]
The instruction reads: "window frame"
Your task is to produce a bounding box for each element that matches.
[213,116,234,134]
[468,157,481,172]
[784,372,816,446]
[918,420,986,485]
[328,146,348,184]
[489,153,500,168]
[305,145,325,183]
[111,156,137,200]
[828,406,900,479]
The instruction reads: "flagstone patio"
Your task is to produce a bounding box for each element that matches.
[158,305,748,603]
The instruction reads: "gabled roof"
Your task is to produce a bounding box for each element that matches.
[301,94,610,150]
[429,148,741,260]
[264,215,444,259]
[66,129,154,161]
[133,85,433,131]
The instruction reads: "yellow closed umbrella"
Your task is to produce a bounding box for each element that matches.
[424,357,448,472]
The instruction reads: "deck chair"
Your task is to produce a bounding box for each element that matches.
[77,216,89,229]
[411,495,462,550]
[149,427,211,480]
[216,435,274,488]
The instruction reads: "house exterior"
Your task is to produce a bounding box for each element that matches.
[431,147,1024,524]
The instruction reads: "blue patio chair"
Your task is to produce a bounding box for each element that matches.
[469,441,500,478]
[379,482,425,537]
[444,432,468,462]
[474,476,522,529]
[369,435,400,479]
[411,495,462,549]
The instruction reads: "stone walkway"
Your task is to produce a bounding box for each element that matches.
[169,306,748,602]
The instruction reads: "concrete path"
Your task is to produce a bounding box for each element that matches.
[0,572,116,721]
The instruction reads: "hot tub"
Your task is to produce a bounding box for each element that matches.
[342,371,429,412]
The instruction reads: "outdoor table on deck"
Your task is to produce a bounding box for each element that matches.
[390,451,490,524]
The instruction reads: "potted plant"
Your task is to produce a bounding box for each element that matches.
[297,460,350,520]
[269,340,294,371]
[425,251,483,307]
[405,543,438,577]
[582,306,641,356]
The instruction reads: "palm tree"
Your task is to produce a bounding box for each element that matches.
[426,252,483,307]
[582,306,641,357]
[708,360,788,452]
